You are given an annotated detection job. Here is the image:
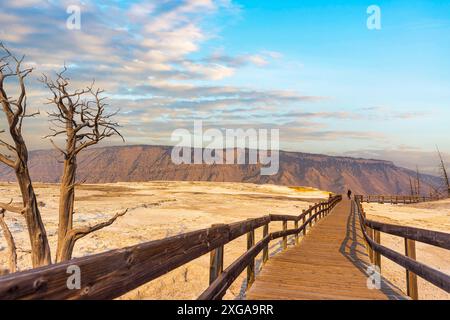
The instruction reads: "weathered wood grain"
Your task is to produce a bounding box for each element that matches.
[247,199,405,300]
[0,226,229,300]
[405,239,418,300]
[355,200,450,294]
[0,196,341,300]
[365,219,450,250]
[198,236,271,300]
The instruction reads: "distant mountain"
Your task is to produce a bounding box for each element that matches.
[0,145,441,195]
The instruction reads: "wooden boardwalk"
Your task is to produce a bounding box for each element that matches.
[247,199,406,300]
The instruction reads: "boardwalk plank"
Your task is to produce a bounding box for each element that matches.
[247,199,406,300]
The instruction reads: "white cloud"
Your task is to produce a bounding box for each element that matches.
[0,0,330,150]
[246,55,269,66]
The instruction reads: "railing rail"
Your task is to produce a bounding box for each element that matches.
[198,196,340,300]
[355,194,440,204]
[0,195,342,300]
[353,196,450,299]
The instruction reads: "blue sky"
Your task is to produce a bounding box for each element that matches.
[0,0,449,173]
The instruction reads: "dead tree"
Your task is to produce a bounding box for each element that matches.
[416,166,421,196]
[0,208,18,273]
[437,147,450,198]
[41,68,125,262]
[0,43,51,267]
[409,177,415,196]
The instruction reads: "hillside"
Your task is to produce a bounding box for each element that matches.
[0,145,441,195]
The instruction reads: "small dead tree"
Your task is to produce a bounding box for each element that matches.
[0,43,51,267]
[437,147,450,198]
[41,68,125,262]
[415,166,421,196]
[409,177,415,196]
[0,208,18,273]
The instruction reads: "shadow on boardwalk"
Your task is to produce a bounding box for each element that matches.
[338,201,406,300]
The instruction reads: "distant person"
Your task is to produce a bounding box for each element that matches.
[347,189,352,200]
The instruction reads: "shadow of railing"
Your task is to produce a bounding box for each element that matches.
[339,200,406,300]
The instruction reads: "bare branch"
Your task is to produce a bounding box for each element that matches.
[71,209,128,240]
[48,139,67,158]
[42,70,124,157]
[0,199,24,214]
[0,134,17,153]
[0,153,16,168]
[67,177,88,190]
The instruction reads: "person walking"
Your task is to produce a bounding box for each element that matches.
[347,189,352,200]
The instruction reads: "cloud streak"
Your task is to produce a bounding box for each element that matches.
[0,0,427,154]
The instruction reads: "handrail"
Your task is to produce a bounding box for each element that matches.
[198,195,341,300]
[198,235,271,300]
[365,219,450,250]
[0,195,342,300]
[353,198,450,299]
[355,194,440,204]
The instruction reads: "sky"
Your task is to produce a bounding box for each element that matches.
[0,0,449,174]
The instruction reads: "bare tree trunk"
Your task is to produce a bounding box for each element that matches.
[55,123,76,262]
[437,147,450,198]
[416,167,421,196]
[0,210,18,273]
[57,233,77,262]
[55,158,76,262]
[16,163,52,266]
[409,177,414,196]
[42,69,126,262]
[0,43,52,267]
[1,102,51,267]
[1,46,127,267]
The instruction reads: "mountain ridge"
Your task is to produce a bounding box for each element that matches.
[0,144,440,195]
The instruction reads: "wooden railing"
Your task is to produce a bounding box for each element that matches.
[353,197,450,299]
[355,194,440,204]
[0,195,342,300]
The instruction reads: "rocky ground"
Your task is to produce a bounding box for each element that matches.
[1,181,448,300]
[365,199,450,300]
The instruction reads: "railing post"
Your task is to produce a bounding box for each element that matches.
[373,230,381,270]
[294,219,299,245]
[367,227,374,263]
[302,209,306,236]
[309,205,313,227]
[405,238,418,300]
[282,220,288,250]
[263,223,269,264]
[247,228,255,289]
[209,224,225,285]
